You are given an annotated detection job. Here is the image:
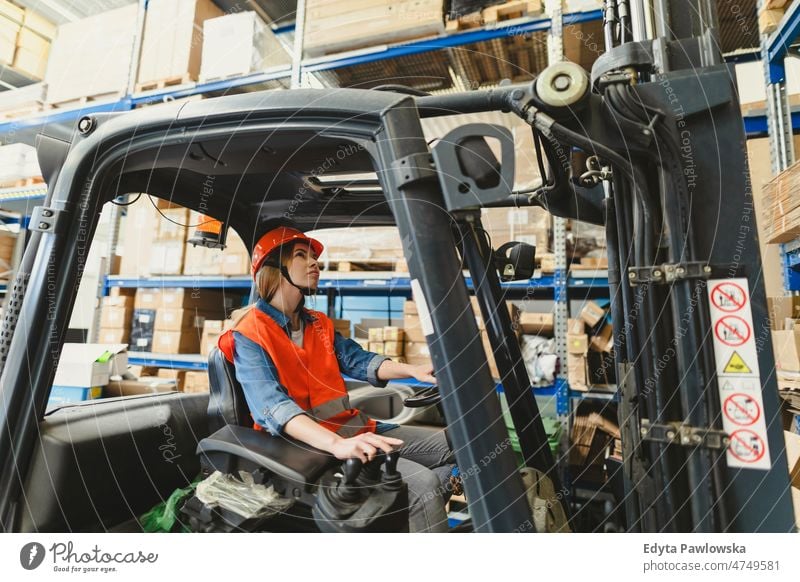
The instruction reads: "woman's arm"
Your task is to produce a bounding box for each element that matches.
[376,359,437,384]
[283,415,403,462]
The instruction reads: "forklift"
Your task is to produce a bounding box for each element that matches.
[0,1,796,533]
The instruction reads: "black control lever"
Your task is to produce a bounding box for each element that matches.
[404,386,441,408]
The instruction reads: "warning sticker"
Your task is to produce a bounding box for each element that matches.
[710,282,747,312]
[707,277,771,470]
[728,430,767,464]
[723,351,753,375]
[714,315,751,347]
[723,393,761,426]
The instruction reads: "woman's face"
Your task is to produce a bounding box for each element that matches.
[285,241,320,290]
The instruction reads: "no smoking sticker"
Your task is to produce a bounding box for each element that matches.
[711,282,747,312]
[723,393,761,426]
[728,429,766,463]
[714,315,751,347]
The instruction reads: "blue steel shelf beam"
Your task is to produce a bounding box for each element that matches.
[766,0,800,83]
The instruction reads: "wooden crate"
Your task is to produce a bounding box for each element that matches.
[304,0,445,56]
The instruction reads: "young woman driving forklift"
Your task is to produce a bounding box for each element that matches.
[218,225,459,532]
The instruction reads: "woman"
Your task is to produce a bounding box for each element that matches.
[217,226,457,532]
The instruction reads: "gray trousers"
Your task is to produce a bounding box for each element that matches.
[382,425,456,533]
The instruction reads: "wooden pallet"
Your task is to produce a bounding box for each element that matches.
[134,75,193,93]
[446,0,543,32]
[329,259,402,272]
[0,176,45,189]
[44,92,124,110]
[0,103,44,121]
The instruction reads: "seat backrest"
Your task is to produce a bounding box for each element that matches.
[207,346,252,433]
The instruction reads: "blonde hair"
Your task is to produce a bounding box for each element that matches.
[255,243,295,302]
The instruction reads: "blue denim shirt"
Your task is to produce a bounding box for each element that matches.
[232,299,398,436]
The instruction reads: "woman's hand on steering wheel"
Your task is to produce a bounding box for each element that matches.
[408,363,436,385]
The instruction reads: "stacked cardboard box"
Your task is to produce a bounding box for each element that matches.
[403,300,431,366]
[0,1,54,78]
[567,300,615,390]
[368,326,405,357]
[199,11,290,82]
[0,228,17,281]
[470,297,520,377]
[137,0,223,87]
[481,207,551,252]
[105,376,177,397]
[762,160,800,243]
[785,430,800,527]
[569,409,620,485]
[150,207,190,275]
[0,143,40,185]
[303,0,445,56]
[97,288,136,344]
[131,287,238,354]
[184,371,210,393]
[518,311,554,336]
[767,296,800,331]
[45,5,138,105]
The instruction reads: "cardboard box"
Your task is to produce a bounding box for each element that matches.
[785,431,800,489]
[579,301,607,327]
[0,14,19,64]
[184,371,210,393]
[768,296,800,330]
[404,341,431,359]
[199,11,290,82]
[403,300,417,315]
[201,319,225,356]
[161,288,236,316]
[98,327,130,344]
[149,240,186,275]
[759,7,784,35]
[54,343,128,387]
[132,308,157,333]
[519,312,554,336]
[104,377,178,397]
[383,326,404,341]
[152,330,201,354]
[403,314,427,342]
[13,27,49,79]
[45,5,138,104]
[333,319,351,339]
[567,334,589,355]
[155,208,190,241]
[0,0,24,24]
[154,308,210,332]
[470,297,519,330]
[134,289,162,309]
[138,0,223,85]
[100,306,132,329]
[590,323,614,353]
[48,386,102,409]
[368,341,385,355]
[773,330,800,372]
[567,354,588,389]
[368,327,384,342]
[23,9,57,39]
[157,369,187,391]
[102,294,135,310]
[129,330,154,352]
[568,318,585,335]
[384,340,404,357]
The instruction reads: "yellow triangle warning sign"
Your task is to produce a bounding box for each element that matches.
[723,351,752,374]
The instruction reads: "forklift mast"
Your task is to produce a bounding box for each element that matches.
[0,0,795,532]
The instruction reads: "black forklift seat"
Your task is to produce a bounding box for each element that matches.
[197,347,337,499]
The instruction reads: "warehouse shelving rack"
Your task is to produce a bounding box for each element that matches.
[0,1,625,413]
[760,0,800,291]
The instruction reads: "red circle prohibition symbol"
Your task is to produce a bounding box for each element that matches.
[728,429,766,463]
[714,315,751,347]
[723,392,761,426]
[711,282,747,313]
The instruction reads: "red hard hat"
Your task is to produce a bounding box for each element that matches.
[251,227,324,278]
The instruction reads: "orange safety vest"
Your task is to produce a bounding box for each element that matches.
[218,306,376,438]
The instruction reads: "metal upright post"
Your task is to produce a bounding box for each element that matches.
[291,0,307,89]
[546,0,569,415]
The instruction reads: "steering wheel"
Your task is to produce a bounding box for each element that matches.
[403,386,441,408]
